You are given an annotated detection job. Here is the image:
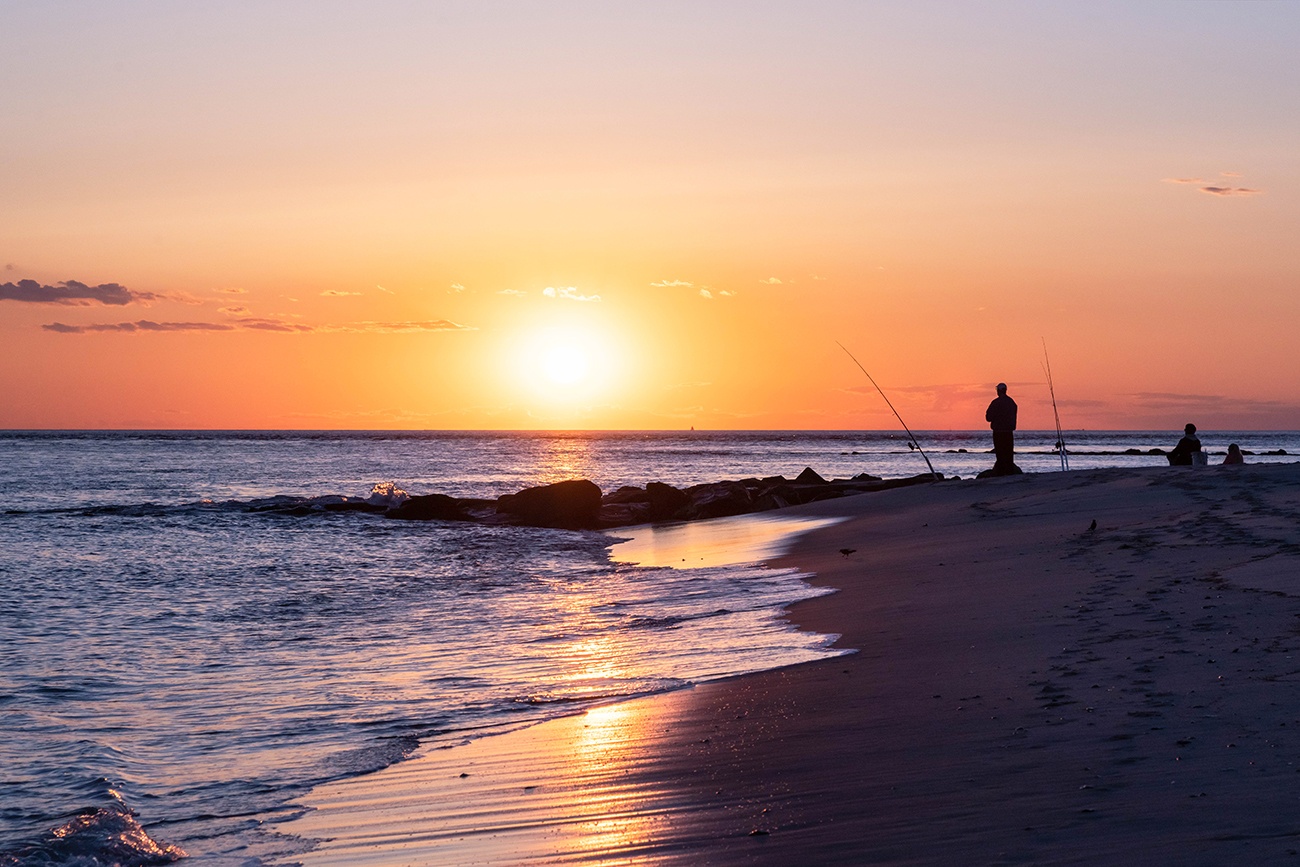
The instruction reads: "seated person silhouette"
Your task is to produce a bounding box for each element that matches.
[1167,423,1203,466]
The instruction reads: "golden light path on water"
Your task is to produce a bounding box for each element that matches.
[608,513,847,570]
[283,513,845,865]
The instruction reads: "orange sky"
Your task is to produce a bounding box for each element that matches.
[4,2,1299,430]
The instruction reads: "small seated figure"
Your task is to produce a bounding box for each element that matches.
[1223,443,1245,465]
[1167,423,1203,466]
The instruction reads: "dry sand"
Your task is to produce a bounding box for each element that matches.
[280,463,1300,865]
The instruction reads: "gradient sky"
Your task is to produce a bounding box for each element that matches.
[3,1,1298,430]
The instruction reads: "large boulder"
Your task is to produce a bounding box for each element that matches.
[386,493,468,521]
[681,481,753,520]
[794,467,827,485]
[645,482,689,521]
[496,479,603,529]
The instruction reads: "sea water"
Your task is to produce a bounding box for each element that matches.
[2,430,1296,865]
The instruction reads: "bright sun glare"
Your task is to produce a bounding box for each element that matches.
[542,343,590,386]
[514,324,619,407]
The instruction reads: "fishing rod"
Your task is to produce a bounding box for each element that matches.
[1041,339,1069,471]
[836,341,940,480]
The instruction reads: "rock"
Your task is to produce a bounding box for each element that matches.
[598,501,654,527]
[387,493,469,521]
[645,482,688,520]
[794,467,827,485]
[602,485,651,505]
[496,479,603,530]
[681,481,754,519]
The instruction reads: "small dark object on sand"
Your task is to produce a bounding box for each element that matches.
[1088,520,1097,531]
[840,548,856,558]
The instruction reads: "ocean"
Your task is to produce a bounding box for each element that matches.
[2,429,1296,866]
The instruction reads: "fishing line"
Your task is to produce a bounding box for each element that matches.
[836,341,940,480]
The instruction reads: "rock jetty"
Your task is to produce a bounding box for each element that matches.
[386,469,942,530]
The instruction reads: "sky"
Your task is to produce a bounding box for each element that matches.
[3,1,1299,430]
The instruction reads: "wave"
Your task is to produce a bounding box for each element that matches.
[0,804,185,867]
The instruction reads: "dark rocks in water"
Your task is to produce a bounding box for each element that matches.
[1124,448,1143,455]
[382,467,948,531]
[1266,449,1289,456]
[681,480,754,519]
[387,493,467,521]
[496,479,602,530]
[1148,448,1166,455]
[645,481,688,519]
[795,467,827,485]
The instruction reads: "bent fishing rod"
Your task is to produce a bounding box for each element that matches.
[1041,339,1069,471]
[836,341,940,480]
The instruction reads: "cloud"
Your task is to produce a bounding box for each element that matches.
[216,287,248,295]
[651,279,693,288]
[1199,186,1263,197]
[718,289,737,297]
[450,283,466,292]
[699,288,713,299]
[43,320,234,333]
[1162,177,1204,185]
[5,263,15,271]
[1220,171,1243,178]
[1,279,159,306]
[42,317,477,335]
[811,275,827,281]
[321,289,362,297]
[218,306,251,315]
[542,286,601,302]
[377,285,394,295]
[498,289,526,296]
[758,277,783,285]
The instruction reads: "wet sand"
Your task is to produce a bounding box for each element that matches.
[281,463,1300,865]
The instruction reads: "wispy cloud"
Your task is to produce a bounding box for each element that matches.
[320,289,362,297]
[1199,186,1263,197]
[216,287,248,295]
[1164,173,1264,197]
[758,277,783,285]
[450,283,466,292]
[543,286,601,302]
[377,285,394,295]
[498,289,526,297]
[43,320,234,333]
[1,279,159,306]
[651,279,693,288]
[43,317,476,335]
[218,306,250,315]
[699,288,713,299]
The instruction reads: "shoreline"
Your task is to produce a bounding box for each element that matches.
[279,463,1300,865]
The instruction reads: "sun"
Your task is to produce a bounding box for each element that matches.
[510,323,620,407]
[542,343,590,386]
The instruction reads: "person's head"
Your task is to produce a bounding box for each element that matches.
[1228,443,1241,454]
[996,382,1007,395]
[1184,423,1197,435]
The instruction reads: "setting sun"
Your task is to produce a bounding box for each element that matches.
[542,343,589,387]
[508,322,623,411]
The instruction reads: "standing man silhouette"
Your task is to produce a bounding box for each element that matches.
[984,382,1021,475]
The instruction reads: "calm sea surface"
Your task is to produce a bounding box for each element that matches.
[2,430,1296,865]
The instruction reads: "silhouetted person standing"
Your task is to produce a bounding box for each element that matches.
[984,382,1021,475]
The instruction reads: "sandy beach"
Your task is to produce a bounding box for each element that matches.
[280,463,1300,866]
